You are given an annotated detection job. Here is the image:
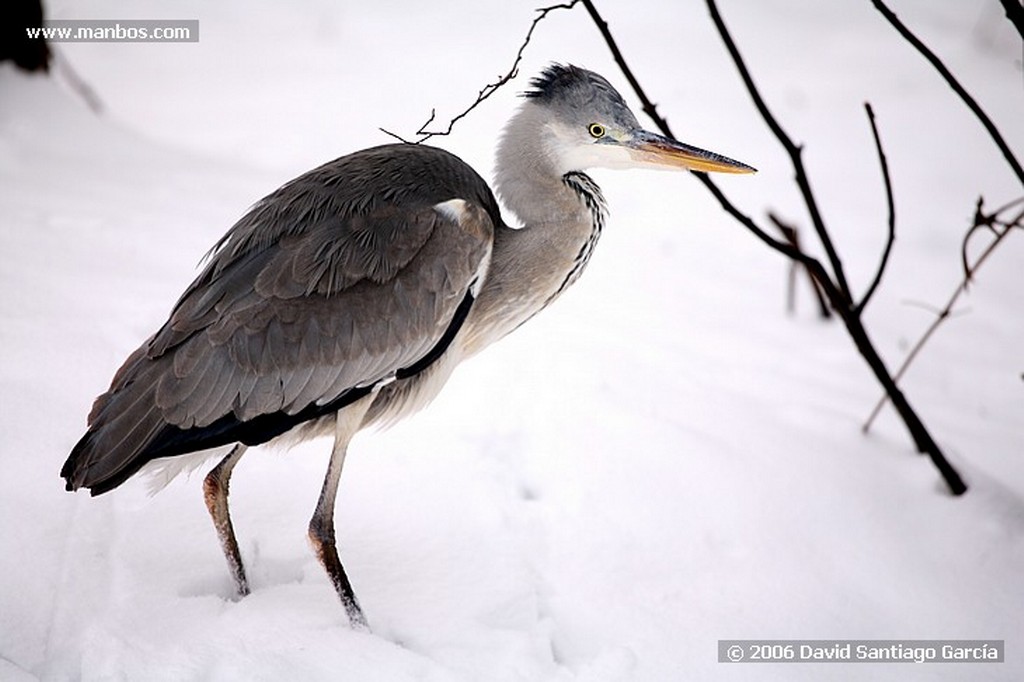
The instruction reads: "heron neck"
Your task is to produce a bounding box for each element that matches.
[458,102,609,354]
[464,170,606,356]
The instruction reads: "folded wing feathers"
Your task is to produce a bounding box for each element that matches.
[65,144,498,492]
[152,201,484,429]
[172,203,489,423]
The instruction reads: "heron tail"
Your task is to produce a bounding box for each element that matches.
[61,344,170,495]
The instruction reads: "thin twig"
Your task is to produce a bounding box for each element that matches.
[863,196,1023,431]
[856,102,896,314]
[380,1,581,144]
[870,0,1024,186]
[962,196,1024,281]
[769,212,832,319]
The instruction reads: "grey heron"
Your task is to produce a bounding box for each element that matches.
[62,64,754,629]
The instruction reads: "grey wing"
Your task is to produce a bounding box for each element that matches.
[64,195,493,493]
[154,197,492,427]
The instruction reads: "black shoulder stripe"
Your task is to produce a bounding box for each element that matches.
[395,286,474,380]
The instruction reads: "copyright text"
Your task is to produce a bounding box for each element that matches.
[718,640,1003,664]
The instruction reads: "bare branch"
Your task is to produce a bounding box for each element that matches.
[768,212,832,319]
[378,125,417,145]
[705,0,852,303]
[962,196,1024,283]
[577,0,966,493]
[856,102,896,314]
[996,0,1024,40]
[772,214,801,315]
[863,196,1023,432]
[394,0,970,493]
[694,175,841,312]
[381,1,581,144]
[574,0,838,292]
[574,0,820,272]
[870,0,1024,186]
[579,0,672,132]
[702,0,967,493]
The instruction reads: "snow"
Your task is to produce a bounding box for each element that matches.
[2,0,1022,680]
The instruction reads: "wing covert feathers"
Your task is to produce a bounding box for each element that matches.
[63,144,498,494]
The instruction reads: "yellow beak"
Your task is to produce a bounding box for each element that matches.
[627,130,756,174]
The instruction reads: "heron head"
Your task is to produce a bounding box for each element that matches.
[523,63,756,175]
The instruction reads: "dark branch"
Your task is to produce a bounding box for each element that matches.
[870,0,1024,186]
[705,0,852,303]
[996,0,1024,41]
[856,102,896,314]
[574,0,818,269]
[694,174,836,296]
[579,0,672,133]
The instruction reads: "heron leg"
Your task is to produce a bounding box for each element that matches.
[308,397,373,630]
[203,444,250,597]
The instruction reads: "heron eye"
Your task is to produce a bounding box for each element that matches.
[588,123,606,139]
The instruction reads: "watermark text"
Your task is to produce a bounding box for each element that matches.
[26,20,199,43]
[719,640,1003,664]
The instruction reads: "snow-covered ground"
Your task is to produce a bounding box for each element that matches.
[1,1,1021,680]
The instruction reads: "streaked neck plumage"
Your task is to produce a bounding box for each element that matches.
[461,101,607,354]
